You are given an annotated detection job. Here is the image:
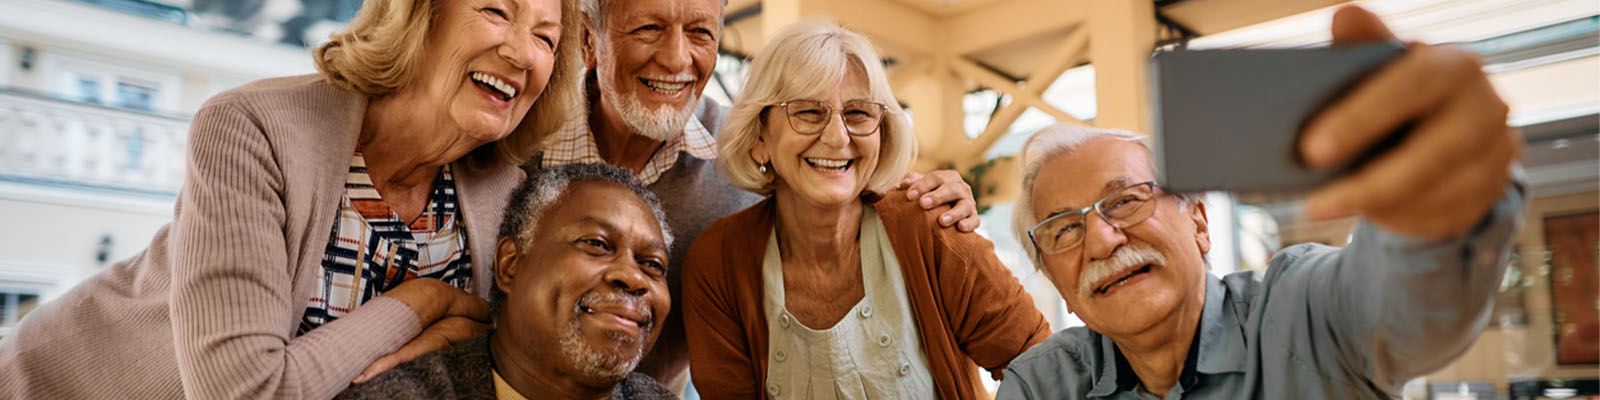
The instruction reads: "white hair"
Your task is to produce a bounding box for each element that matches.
[1009,123,1196,273]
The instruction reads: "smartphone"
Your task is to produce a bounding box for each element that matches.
[1150,42,1407,195]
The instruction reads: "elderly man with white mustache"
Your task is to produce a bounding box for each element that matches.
[997,6,1526,399]
[531,0,987,391]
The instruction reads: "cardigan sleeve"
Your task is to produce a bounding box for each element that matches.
[168,97,423,400]
[682,222,763,399]
[925,210,1052,379]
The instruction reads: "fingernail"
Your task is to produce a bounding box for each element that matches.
[941,215,952,225]
[921,197,934,207]
[906,190,918,199]
[1301,127,1333,167]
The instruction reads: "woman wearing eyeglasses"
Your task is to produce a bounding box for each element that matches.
[680,19,1050,400]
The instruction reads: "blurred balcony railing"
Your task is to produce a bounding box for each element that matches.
[0,87,188,196]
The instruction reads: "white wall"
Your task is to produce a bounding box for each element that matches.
[0,40,12,87]
[0,182,174,301]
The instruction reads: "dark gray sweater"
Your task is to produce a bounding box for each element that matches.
[336,334,675,400]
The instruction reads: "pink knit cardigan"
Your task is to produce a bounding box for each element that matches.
[0,75,523,399]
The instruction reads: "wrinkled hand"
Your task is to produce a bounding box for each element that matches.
[900,170,981,232]
[1299,6,1522,240]
[382,278,491,326]
[353,316,489,383]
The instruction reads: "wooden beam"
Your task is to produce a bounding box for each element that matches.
[887,57,931,95]
[948,57,1081,124]
[943,0,1085,56]
[898,56,969,168]
[961,32,1089,159]
[1089,0,1155,133]
[1160,0,1346,35]
[1024,28,1089,96]
[760,0,801,41]
[967,102,1029,160]
[800,0,939,55]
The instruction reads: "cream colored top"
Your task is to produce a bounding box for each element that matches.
[761,208,936,399]
[493,370,530,400]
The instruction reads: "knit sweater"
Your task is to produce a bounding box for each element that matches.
[0,75,523,399]
[336,334,677,400]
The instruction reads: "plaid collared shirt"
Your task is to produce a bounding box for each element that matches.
[539,113,718,184]
[299,150,472,334]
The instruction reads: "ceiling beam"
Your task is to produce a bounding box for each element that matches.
[964,30,1091,158]
[801,0,940,55]
[1159,0,1346,35]
[950,57,1077,123]
[943,0,1085,56]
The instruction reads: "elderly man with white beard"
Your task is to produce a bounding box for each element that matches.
[532,0,988,390]
[997,7,1526,400]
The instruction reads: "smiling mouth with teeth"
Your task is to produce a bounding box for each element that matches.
[470,72,518,101]
[805,157,853,173]
[1093,264,1153,296]
[639,78,690,95]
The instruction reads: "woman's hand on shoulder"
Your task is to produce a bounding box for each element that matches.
[382,278,490,328]
[898,170,981,232]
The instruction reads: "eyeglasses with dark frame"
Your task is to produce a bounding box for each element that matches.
[1027,181,1164,255]
[771,99,888,136]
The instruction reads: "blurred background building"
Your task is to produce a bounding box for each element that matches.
[0,0,1594,398]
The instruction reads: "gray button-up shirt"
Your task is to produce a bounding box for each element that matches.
[997,183,1525,399]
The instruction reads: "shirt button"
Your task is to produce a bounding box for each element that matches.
[859,306,873,319]
[774,350,788,362]
[779,313,792,328]
[877,334,893,347]
[898,362,911,377]
[767,382,782,397]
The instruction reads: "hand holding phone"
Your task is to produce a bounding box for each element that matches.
[1152,5,1521,240]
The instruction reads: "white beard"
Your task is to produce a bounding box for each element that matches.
[559,307,643,383]
[594,46,699,142]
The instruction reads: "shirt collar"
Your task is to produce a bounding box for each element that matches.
[540,103,719,184]
[492,369,531,400]
[1194,273,1248,375]
[1086,273,1248,398]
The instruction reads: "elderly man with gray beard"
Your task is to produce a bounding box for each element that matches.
[998,7,1527,399]
[533,0,987,390]
[339,163,677,400]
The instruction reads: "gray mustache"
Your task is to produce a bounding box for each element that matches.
[1077,243,1167,298]
[577,291,655,333]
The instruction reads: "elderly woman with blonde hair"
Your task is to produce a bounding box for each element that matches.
[682,19,1051,399]
[0,0,584,398]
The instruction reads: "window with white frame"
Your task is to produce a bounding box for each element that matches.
[39,51,181,113]
[0,288,41,338]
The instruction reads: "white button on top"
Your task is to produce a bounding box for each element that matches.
[877,334,893,347]
[858,305,873,319]
[779,313,792,328]
[767,382,782,397]
[774,350,788,362]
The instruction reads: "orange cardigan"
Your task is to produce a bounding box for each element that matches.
[682,191,1051,399]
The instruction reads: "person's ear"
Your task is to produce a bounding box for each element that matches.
[1186,199,1211,254]
[749,131,770,166]
[494,237,522,294]
[580,15,598,68]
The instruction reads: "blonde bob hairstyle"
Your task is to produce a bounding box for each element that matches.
[313,0,586,164]
[718,19,916,196]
